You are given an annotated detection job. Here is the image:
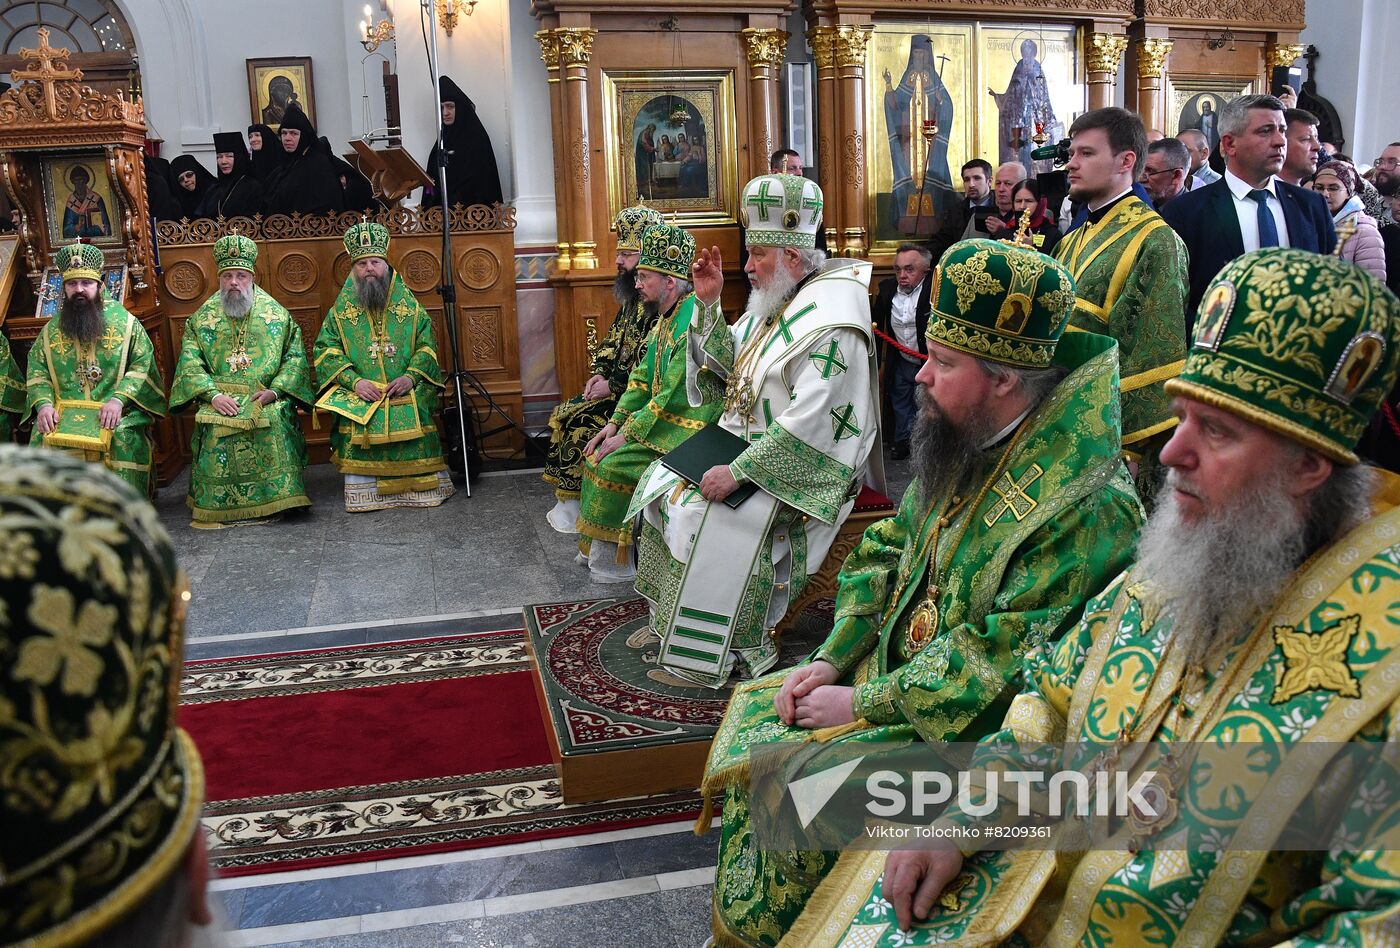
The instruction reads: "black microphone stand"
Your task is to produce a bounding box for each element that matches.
[421,0,477,495]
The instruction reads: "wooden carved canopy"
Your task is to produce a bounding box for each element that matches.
[0,27,145,149]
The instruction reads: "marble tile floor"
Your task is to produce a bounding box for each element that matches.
[158,457,913,640]
[210,820,718,947]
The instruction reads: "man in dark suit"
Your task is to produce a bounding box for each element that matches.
[927,159,993,262]
[872,242,932,459]
[1161,93,1336,333]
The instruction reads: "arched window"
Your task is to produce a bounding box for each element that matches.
[0,1,138,94]
[0,1,135,55]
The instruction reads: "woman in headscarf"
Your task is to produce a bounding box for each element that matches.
[196,131,266,219]
[246,123,282,182]
[1308,161,1386,281]
[425,75,503,208]
[263,105,345,216]
[1007,178,1062,254]
[169,154,217,220]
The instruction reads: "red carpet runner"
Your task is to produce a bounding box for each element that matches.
[180,630,700,876]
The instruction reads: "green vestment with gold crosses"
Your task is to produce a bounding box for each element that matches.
[577,292,724,556]
[312,272,449,486]
[702,331,1144,947]
[0,330,23,440]
[1052,195,1188,484]
[170,286,314,523]
[24,298,167,497]
[543,295,658,500]
[795,478,1400,947]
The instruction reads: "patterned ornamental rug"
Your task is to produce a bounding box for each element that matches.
[525,597,832,758]
[179,630,701,877]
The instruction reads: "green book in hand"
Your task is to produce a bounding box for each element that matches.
[47,399,112,453]
[660,423,759,509]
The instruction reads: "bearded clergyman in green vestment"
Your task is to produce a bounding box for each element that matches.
[313,222,454,513]
[0,330,22,441]
[793,252,1400,948]
[26,242,167,498]
[575,222,723,582]
[700,239,1144,947]
[542,203,663,534]
[170,234,313,527]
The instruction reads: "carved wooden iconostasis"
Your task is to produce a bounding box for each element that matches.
[808,0,1306,264]
[0,29,170,467]
[532,0,796,399]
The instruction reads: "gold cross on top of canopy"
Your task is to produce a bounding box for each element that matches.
[12,28,84,119]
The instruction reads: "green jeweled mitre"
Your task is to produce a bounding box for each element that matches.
[213,233,258,273]
[925,238,1077,369]
[614,203,664,252]
[0,445,204,945]
[1166,248,1400,464]
[344,220,391,262]
[636,223,696,280]
[57,241,105,282]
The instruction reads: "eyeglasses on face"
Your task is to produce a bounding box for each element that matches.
[1376,158,1400,168]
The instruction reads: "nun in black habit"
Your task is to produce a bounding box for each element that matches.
[425,76,503,208]
[143,155,183,224]
[319,138,380,213]
[246,123,283,182]
[264,105,345,216]
[197,131,267,219]
[169,155,217,220]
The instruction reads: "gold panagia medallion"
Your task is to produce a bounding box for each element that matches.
[906,597,938,651]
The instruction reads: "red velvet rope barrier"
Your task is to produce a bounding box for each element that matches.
[1382,400,1400,439]
[870,323,929,361]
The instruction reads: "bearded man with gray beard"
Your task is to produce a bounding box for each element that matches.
[833,249,1400,948]
[542,204,663,532]
[692,238,1144,945]
[26,242,166,497]
[170,234,314,527]
[313,222,453,512]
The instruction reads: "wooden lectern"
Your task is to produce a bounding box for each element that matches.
[346,141,432,205]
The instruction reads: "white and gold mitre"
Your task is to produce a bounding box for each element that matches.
[740,173,824,250]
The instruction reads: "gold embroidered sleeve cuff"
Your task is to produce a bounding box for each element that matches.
[854,676,901,725]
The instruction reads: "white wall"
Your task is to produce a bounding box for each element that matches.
[117,0,556,243]
[1301,0,1398,163]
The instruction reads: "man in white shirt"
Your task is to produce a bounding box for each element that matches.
[1162,93,1336,327]
[871,242,932,459]
[1177,128,1221,188]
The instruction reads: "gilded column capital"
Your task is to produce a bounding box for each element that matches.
[1266,43,1306,69]
[1085,32,1129,77]
[807,27,836,70]
[536,29,561,69]
[555,27,597,68]
[742,28,788,70]
[832,25,873,69]
[1136,38,1174,78]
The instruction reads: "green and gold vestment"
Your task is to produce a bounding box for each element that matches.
[312,272,449,488]
[0,330,23,440]
[577,293,722,556]
[797,474,1400,947]
[170,286,314,523]
[704,332,1144,946]
[25,298,167,497]
[1053,196,1188,490]
[543,295,657,500]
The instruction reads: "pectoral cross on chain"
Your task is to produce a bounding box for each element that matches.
[225,348,252,373]
[983,464,1044,527]
[368,335,397,361]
